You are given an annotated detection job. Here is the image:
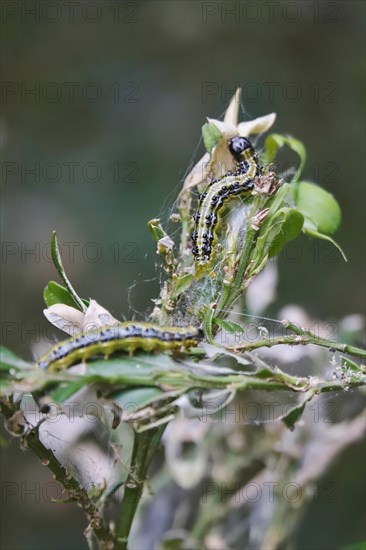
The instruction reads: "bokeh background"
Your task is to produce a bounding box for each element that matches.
[1,1,365,549]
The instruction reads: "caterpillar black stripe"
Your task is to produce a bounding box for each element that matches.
[192,136,261,276]
[37,322,203,371]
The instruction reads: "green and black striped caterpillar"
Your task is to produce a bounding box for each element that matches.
[38,138,259,370]
[37,322,203,371]
[192,136,261,276]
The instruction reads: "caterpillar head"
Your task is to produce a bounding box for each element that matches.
[228,136,252,158]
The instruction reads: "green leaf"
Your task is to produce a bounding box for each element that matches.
[266,183,291,218]
[203,307,215,344]
[213,318,244,334]
[50,231,87,312]
[147,218,166,242]
[247,205,303,280]
[341,357,364,373]
[110,387,165,411]
[282,401,306,430]
[264,134,306,183]
[296,181,341,235]
[304,228,347,262]
[171,274,193,299]
[44,281,89,308]
[49,381,87,404]
[83,353,181,381]
[202,122,222,153]
[0,353,180,398]
[247,184,293,273]
[267,208,304,258]
[340,357,366,384]
[0,347,32,372]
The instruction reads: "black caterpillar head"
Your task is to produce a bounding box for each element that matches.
[228,136,252,158]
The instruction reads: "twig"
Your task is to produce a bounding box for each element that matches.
[115,425,166,550]
[226,320,366,361]
[0,399,114,550]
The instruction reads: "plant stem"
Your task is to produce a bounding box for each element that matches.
[0,398,114,549]
[178,189,194,271]
[115,425,166,550]
[229,321,366,360]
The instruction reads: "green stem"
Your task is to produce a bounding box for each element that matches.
[228,328,366,360]
[115,425,166,550]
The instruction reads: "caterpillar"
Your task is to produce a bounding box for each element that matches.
[192,136,261,276]
[37,322,203,371]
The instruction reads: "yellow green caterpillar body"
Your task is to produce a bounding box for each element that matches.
[192,136,261,277]
[37,322,203,371]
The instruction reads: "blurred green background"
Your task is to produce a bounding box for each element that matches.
[1,1,365,549]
